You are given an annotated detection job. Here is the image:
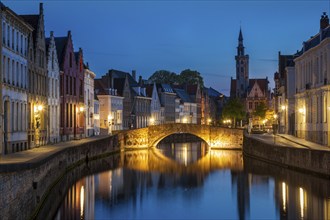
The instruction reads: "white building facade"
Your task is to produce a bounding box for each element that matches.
[84,67,95,137]
[149,83,161,125]
[295,13,330,146]
[1,3,32,154]
[46,31,60,144]
[97,89,124,134]
[93,96,100,136]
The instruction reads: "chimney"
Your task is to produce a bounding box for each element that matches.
[132,70,136,81]
[39,3,43,15]
[139,75,143,86]
[320,12,329,30]
[50,31,54,37]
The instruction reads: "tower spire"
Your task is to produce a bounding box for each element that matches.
[239,27,243,42]
[237,27,245,56]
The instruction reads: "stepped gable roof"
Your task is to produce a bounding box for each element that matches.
[174,88,192,103]
[54,36,68,68]
[74,52,80,63]
[248,78,268,93]
[45,37,51,53]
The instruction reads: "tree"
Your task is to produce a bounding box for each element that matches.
[222,98,246,128]
[148,70,178,84]
[253,102,268,129]
[178,69,204,87]
[254,102,267,119]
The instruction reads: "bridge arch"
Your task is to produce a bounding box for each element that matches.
[150,131,209,148]
[121,123,243,150]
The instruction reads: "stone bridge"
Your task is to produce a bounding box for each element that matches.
[117,123,243,149]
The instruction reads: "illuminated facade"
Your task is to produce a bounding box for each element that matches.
[21,3,48,148]
[84,66,95,137]
[46,31,60,144]
[0,3,32,154]
[55,32,85,141]
[294,13,330,146]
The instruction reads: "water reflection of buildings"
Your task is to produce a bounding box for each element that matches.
[54,175,94,220]
[54,147,329,220]
[243,157,330,220]
[275,181,330,220]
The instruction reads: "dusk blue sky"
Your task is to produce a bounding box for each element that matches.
[3,0,329,95]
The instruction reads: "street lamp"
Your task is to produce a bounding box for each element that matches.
[34,104,43,147]
[150,117,155,126]
[281,105,286,133]
[183,117,187,123]
[108,114,113,135]
[207,118,212,125]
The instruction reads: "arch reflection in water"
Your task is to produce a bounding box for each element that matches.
[54,149,330,220]
[156,133,208,165]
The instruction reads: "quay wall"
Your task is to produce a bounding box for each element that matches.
[0,135,121,220]
[243,134,330,178]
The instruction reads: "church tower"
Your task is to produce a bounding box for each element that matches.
[235,28,249,98]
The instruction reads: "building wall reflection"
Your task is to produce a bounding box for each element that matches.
[54,146,329,220]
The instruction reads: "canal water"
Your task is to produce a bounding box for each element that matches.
[51,134,330,220]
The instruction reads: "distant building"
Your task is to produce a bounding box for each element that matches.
[185,84,202,124]
[0,3,32,154]
[174,88,197,124]
[273,52,296,134]
[205,87,227,125]
[84,64,95,137]
[231,28,249,99]
[294,12,330,146]
[245,79,270,115]
[94,77,124,133]
[146,82,161,125]
[45,31,60,144]
[157,84,177,123]
[93,94,100,136]
[230,28,270,123]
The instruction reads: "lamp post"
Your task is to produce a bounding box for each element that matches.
[34,104,43,147]
[149,117,155,126]
[207,118,212,126]
[281,105,286,134]
[108,114,114,135]
[273,113,278,144]
[75,106,84,140]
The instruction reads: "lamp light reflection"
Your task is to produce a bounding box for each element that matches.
[80,186,84,218]
[282,182,287,213]
[299,187,305,218]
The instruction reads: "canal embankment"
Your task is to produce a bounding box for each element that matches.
[0,134,122,220]
[243,132,330,178]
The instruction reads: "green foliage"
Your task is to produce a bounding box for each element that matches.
[178,69,204,87]
[253,102,267,119]
[148,69,204,87]
[222,98,246,126]
[148,70,178,84]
